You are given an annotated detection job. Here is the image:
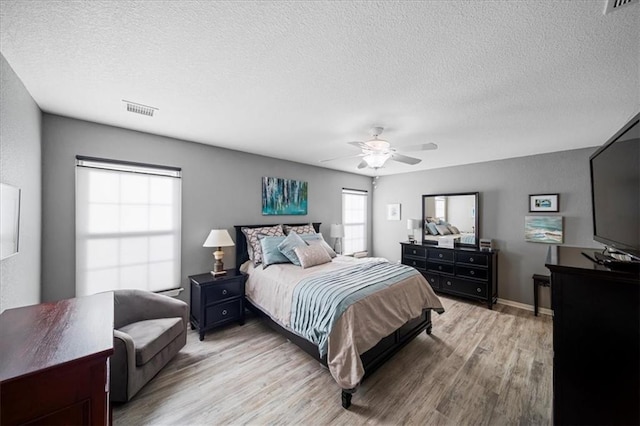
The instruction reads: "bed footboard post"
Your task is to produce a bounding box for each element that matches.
[341,390,353,409]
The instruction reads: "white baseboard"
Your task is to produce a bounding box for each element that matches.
[497,298,552,316]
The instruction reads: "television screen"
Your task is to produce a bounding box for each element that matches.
[590,113,640,258]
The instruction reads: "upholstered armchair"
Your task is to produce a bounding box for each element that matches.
[111,289,188,402]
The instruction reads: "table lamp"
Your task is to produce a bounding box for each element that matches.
[203,229,235,275]
[330,224,345,255]
[407,219,421,243]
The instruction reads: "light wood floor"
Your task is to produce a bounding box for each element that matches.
[113,296,552,425]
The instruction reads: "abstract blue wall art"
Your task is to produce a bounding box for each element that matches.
[525,215,563,244]
[262,177,308,216]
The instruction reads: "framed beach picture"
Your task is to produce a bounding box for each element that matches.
[1,183,21,260]
[525,215,563,244]
[262,177,308,215]
[529,193,559,212]
[387,203,401,221]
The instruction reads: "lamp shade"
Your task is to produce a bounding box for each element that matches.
[330,224,345,238]
[203,229,235,247]
[407,219,421,230]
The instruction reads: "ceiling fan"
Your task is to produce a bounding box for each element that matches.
[320,127,438,170]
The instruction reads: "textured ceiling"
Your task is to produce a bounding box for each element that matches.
[1,0,639,176]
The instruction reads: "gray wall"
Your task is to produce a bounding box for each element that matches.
[41,114,372,303]
[0,54,42,312]
[372,148,601,308]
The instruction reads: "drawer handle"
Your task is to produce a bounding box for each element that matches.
[222,309,228,315]
[430,278,435,283]
[438,254,443,258]
[412,250,417,254]
[222,289,228,295]
[438,265,442,270]
[469,257,474,262]
[412,261,416,266]
[470,270,475,275]
[446,281,452,286]
[476,288,482,293]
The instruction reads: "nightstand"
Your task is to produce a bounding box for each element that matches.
[189,269,247,341]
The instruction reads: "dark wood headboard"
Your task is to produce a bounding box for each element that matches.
[234,222,321,269]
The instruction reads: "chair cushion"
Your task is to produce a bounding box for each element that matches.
[119,317,184,366]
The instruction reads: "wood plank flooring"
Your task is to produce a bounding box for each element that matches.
[113,296,552,425]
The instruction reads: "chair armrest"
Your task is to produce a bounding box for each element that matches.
[113,290,189,328]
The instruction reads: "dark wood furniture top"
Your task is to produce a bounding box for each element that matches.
[546,246,639,426]
[189,269,247,341]
[401,242,498,309]
[0,292,114,425]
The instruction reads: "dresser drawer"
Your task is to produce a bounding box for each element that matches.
[206,299,243,324]
[441,277,487,298]
[456,265,488,281]
[403,258,426,270]
[403,244,427,259]
[204,278,244,302]
[428,249,455,262]
[422,272,440,290]
[456,252,488,266]
[427,261,454,275]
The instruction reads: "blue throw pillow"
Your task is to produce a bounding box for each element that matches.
[277,231,307,266]
[426,222,439,235]
[258,235,290,268]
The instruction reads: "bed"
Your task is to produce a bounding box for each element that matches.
[234,222,444,408]
[423,232,476,245]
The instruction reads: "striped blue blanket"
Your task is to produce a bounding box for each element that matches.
[290,259,420,358]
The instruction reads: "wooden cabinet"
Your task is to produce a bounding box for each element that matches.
[546,246,639,425]
[189,270,247,341]
[0,293,114,425]
[401,242,498,308]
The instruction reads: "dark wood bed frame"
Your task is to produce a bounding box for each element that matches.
[234,222,433,409]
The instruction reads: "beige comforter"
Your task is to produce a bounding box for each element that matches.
[242,256,444,389]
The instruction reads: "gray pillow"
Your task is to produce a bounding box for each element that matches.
[301,233,337,258]
[293,244,332,269]
[447,225,460,234]
[435,224,452,235]
[259,235,290,268]
[277,231,307,266]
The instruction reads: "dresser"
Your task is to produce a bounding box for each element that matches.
[401,242,498,309]
[546,246,639,425]
[189,269,247,341]
[0,293,114,425]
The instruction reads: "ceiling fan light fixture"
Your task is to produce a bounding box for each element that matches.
[366,138,390,150]
[363,152,391,168]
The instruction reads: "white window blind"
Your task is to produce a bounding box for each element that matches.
[342,188,368,255]
[75,157,182,297]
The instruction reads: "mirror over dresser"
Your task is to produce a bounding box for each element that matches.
[403,191,498,309]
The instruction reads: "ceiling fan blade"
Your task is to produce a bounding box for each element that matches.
[357,160,368,169]
[391,153,422,165]
[397,143,438,152]
[347,141,369,150]
[319,153,365,163]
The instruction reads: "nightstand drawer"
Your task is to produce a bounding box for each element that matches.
[204,279,244,302]
[441,277,487,298]
[456,252,488,266]
[427,261,454,275]
[403,245,427,258]
[428,249,455,262]
[403,258,426,270]
[206,299,242,324]
[456,265,488,281]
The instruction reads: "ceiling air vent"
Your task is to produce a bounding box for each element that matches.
[604,0,638,14]
[123,100,158,117]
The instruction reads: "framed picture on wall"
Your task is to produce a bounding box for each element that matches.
[529,193,559,212]
[387,203,401,221]
[0,183,21,260]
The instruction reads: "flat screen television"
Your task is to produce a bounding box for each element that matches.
[589,112,640,260]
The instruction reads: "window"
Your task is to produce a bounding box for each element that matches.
[342,188,368,255]
[435,196,446,221]
[75,157,182,296]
